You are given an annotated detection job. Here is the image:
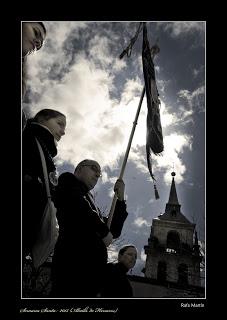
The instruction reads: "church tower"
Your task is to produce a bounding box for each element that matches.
[144,172,202,287]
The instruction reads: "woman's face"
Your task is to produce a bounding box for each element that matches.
[41,115,66,141]
[118,247,137,271]
[22,22,46,56]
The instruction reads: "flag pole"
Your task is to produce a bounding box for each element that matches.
[107,86,145,228]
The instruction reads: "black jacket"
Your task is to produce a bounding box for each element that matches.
[101,262,133,297]
[51,172,128,298]
[22,120,57,258]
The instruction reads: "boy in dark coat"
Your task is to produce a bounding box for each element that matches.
[100,245,137,297]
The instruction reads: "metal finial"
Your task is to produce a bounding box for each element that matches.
[171,163,176,176]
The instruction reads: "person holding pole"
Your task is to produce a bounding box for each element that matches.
[51,159,128,297]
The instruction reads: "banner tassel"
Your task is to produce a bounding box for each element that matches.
[153,183,160,200]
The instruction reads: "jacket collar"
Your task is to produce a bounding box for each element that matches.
[26,121,57,157]
[115,262,129,274]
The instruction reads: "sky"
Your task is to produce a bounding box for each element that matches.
[23,21,205,277]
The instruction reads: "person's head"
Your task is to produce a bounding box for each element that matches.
[22,22,46,57]
[118,245,137,271]
[74,159,102,191]
[33,109,66,141]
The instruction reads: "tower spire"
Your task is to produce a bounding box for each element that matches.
[168,171,179,205]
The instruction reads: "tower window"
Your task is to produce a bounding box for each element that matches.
[166,231,180,252]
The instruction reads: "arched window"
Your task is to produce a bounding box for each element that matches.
[157,261,167,283]
[166,231,180,253]
[178,263,188,287]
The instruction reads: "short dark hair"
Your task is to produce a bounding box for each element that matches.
[119,245,137,257]
[33,108,65,123]
[74,159,99,174]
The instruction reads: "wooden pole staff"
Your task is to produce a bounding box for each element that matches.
[107,86,145,227]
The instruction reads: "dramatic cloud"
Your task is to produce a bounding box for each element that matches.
[133,217,150,228]
[158,21,205,38]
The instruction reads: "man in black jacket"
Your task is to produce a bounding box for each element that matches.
[51,159,128,297]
